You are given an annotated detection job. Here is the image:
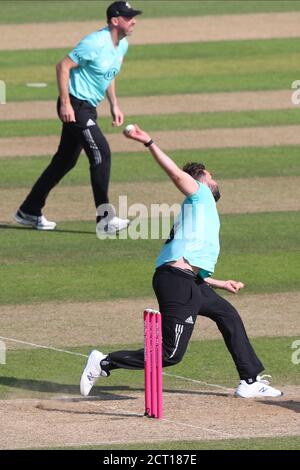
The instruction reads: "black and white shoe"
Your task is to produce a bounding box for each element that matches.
[15,209,56,231]
[96,215,130,236]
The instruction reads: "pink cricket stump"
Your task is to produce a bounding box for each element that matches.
[144,309,163,419]
[144,311,151,417]
[151,313,157,417]
[156,313,163,418]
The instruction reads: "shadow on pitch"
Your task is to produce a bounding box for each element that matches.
[35,404,140,419]
[259,399,300,414]
[0,376,135,401]
[0,223,95,235]
[0,376,229,399]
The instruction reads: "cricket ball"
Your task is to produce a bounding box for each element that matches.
[124,124,135,135]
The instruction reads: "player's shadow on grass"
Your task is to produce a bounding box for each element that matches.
[0,223,95,235]
[0,376,135,401]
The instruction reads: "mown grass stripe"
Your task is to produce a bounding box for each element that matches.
[2,177,299,224]
[51,435,300,451]
[2,213,299,259]
[1,146,299,188]
[1,293,299,349]
[2,38,300,67]
[2,127,300,157]
[3,12,300,52]
[5,72,298,101]
[2,1,300,24]
[0,90,295,123]
[2,108,300,138]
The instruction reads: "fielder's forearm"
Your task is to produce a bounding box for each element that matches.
[106,80,118,107]
[56,63,71,104]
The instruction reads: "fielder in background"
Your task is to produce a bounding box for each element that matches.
[80,124,283,399]
[15,2,142,235]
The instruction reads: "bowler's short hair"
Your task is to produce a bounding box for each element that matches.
[182,162,206,179]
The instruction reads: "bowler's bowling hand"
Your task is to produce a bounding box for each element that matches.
[123,124,151,145]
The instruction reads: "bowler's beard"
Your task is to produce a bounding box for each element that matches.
[209,183,221,202]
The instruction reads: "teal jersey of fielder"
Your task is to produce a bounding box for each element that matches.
[156,182,220,278]
[68,27,128,107]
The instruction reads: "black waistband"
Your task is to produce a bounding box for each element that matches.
[69,94,96,109]
[155,264,202,281]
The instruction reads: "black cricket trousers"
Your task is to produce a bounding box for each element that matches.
[108,265,264,380]
[20,94,111,216]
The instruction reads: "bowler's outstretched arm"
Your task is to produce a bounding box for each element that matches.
[123,124,198,196]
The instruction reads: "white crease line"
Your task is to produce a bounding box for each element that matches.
[162,418,235,438]
[0,335,88,358]
[163,372,233,392]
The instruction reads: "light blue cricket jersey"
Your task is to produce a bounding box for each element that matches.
[68,27,128,107]
[156,182,220,278]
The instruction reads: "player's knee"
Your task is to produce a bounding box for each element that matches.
[68,159,78,170]
[219,306,244,332]
[163,351,184,367]
[220,302,239,319]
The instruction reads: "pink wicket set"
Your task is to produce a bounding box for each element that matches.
[144,309,163,419]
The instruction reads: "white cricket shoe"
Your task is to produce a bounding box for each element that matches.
[235,375,283,398]
[96,215,130,236]
[15,209,56,231]
[80,350,108,396]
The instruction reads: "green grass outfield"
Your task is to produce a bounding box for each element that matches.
[1,212,299,304]
[1,0,300,24]
[2,38,300,101]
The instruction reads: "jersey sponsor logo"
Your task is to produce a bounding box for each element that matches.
[104,68,118,80]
